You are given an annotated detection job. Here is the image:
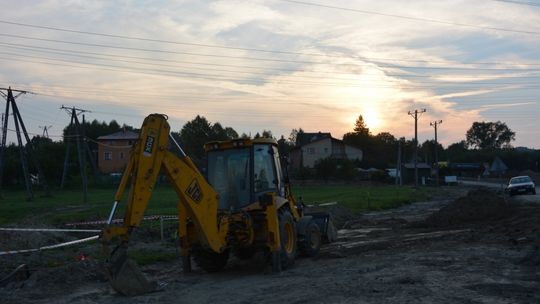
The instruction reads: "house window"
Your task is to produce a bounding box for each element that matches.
[120,152,124,159]
[104,152,112,160]
[307,148,315,154]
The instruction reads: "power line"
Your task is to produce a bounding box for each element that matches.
[6,43,538,83]
[5,54,540,91]
[491,0,540,7]
[0,32,325,65]
[5,45,540,84]
[278,0,540,35]
[2,32,540,72]
[13,82,540,103]
[2,19,540,65]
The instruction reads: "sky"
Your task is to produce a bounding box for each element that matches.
[0,0,539,148]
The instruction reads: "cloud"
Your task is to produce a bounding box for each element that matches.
[0,0,539,148]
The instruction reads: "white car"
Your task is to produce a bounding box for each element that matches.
[506,175,536,196]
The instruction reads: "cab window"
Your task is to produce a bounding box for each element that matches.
[253,144,276,193]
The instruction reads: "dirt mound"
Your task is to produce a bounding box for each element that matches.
[2,260,105,299]
[418,188,515,228]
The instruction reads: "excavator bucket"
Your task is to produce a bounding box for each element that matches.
[106,247,156,296]
[305,212,338,243]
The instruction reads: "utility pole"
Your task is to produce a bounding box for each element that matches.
[0,87,50,200]
[430,120,443,187]
[396,140,402,186]
[39,125,52,138]
[408,109,426,189]
[60,105,97,204]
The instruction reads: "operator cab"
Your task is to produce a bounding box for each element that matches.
[205,138,285,210]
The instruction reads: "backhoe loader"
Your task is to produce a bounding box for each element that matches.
[101,114,335,296]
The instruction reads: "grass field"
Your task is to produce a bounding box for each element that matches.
[0,184,431,225]
[294,184,431,211]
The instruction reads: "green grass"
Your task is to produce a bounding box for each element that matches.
[0,184,432,224]
[0,185,180,225]
[294,184,431,211]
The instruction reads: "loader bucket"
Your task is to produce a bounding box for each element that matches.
[304,212,338,243]
[106,248,156,296]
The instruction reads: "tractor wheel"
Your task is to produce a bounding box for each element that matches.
[299,221,321,257]
[278,210,297,269]
[192,248,229,273]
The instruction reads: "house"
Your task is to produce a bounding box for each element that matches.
[401,162,432,185]
[97,130,139,173]
[289,132,363,170]
[489,156,508,176]
[448,162,483,177]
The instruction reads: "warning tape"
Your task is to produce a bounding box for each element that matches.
[65,215,178,226]
[0,228,100,233]
[0,235,99,256]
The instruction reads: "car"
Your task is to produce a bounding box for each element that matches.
[505,175,536,196]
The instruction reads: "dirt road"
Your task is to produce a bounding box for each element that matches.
[1,187,539,303]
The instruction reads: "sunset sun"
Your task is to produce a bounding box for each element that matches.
[363,109,383,131]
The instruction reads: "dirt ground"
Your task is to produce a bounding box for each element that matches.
[1,186,539,304]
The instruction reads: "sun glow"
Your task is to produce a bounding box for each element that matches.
[363,109,383,132]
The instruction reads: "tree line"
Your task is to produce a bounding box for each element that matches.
[1,114,537,188]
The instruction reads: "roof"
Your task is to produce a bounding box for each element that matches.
[97,130,139,140]
[449,163,482,169]
[296,132,331,146]
[490,156,508,172]
[403,163,432,169]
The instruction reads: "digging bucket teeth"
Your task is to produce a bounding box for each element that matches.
[106,246,156,296]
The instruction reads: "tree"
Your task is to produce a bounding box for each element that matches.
[179,115,213,162]
[420,140,443,165]
[353,115,370,135]
[466,121,515,150]
[343,115,371,152]
[211,123,238,141]
[368,132,398,168]
[179,115,238,166]
[374,132,396,145]
[289,128,304,146]
[446,140,468,161]
[254,130,273,139]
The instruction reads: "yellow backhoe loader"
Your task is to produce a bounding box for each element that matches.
[101,114,336,296]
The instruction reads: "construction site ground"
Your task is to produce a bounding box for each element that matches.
[1,185,539,303]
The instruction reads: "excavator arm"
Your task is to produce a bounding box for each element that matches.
[101,114,229,295]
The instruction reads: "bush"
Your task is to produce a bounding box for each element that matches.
[314,157,357,181]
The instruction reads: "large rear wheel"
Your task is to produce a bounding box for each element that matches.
[278,210,297,269]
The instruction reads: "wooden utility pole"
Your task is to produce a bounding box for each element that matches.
[0,87,50,200]
[430,120,443,187]
[39,125,52,138]
[395,140,402,185]
[408,109,426,188]
[60,106,97,203]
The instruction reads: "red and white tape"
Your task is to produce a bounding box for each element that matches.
[0,235,99,256]
[0,227,100,233]
[65,215,178,226]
